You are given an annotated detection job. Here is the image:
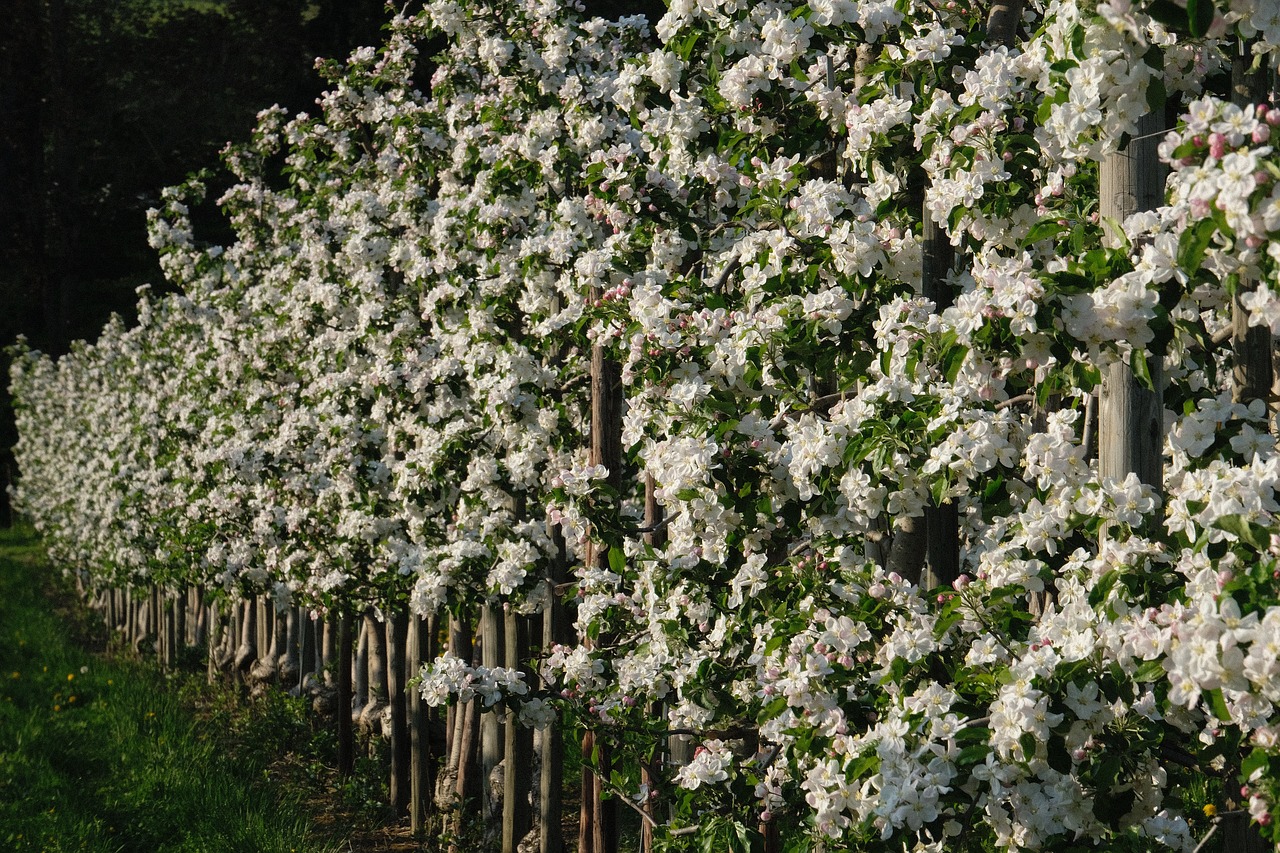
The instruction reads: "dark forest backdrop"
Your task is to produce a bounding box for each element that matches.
[0,0,663,523]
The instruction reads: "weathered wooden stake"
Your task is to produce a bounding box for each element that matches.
[409,612,436,833]
[502,607,533,853]
[1098,109,1165,492]
[387,608,411,816]
[541,525,569,853]
[480,602,504,839]
[337,609,355,778]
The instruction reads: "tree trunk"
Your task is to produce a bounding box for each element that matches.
[235,598,256,685]
[985,0,1025,47]
[362,609,389,734]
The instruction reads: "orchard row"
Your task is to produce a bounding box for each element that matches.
[12,1,1280,850]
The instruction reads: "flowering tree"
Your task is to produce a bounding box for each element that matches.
[15,0,1280,852]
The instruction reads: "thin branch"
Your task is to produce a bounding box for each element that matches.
[1191,822,1219,853]
[712,257,741,294]
[994,392,1035,410]
[580,762,700,836]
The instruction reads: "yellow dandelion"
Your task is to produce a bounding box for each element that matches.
[67,673,74,681]
[1203,804,1217,818]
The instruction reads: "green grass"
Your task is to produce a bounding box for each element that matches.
[0,524,337,853]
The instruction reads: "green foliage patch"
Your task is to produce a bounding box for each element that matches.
[0,525,336,853]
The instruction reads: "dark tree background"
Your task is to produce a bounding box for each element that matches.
[0,0,663,524]
[0,0,389,357]
[0,0,388,523]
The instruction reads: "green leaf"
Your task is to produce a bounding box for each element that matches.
[1133,659,1165,683]
[1019,732,1038,760]
[1089,570,1120,607]
[1178,217,1216,274]
[1131,349,1153,391]
[759,696,789,722]
[1213,514,1271,551]
[1207,687,1232,722]
[1242,747,1270,780]
[941,344,968,384]
[607,547,626,574]
[1024,220,1067,245]
[1146,76,1167,115]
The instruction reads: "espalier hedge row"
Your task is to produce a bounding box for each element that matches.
[13,0,1280,850]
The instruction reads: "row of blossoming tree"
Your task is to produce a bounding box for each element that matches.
[13,0,1280,850]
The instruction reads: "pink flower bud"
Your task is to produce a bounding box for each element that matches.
[1209,133,1227,159]
[1254,125,1270,144]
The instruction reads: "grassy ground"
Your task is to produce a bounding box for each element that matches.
[0,525,341,853]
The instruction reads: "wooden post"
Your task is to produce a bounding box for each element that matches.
[162,590,176,669]
[541,525,569,853]
[502,607,533,853]
[298,607,315,691]
[256,596,270,669]
[921,205,961,590]
[409,612,436,833]
[580,296,623,853]
[480,602,504,841]
[173,587,186,655]
[337,609,355,779]
[1233,43,1274,413]
[1098,109,1165,492]
[387,608,411,816]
